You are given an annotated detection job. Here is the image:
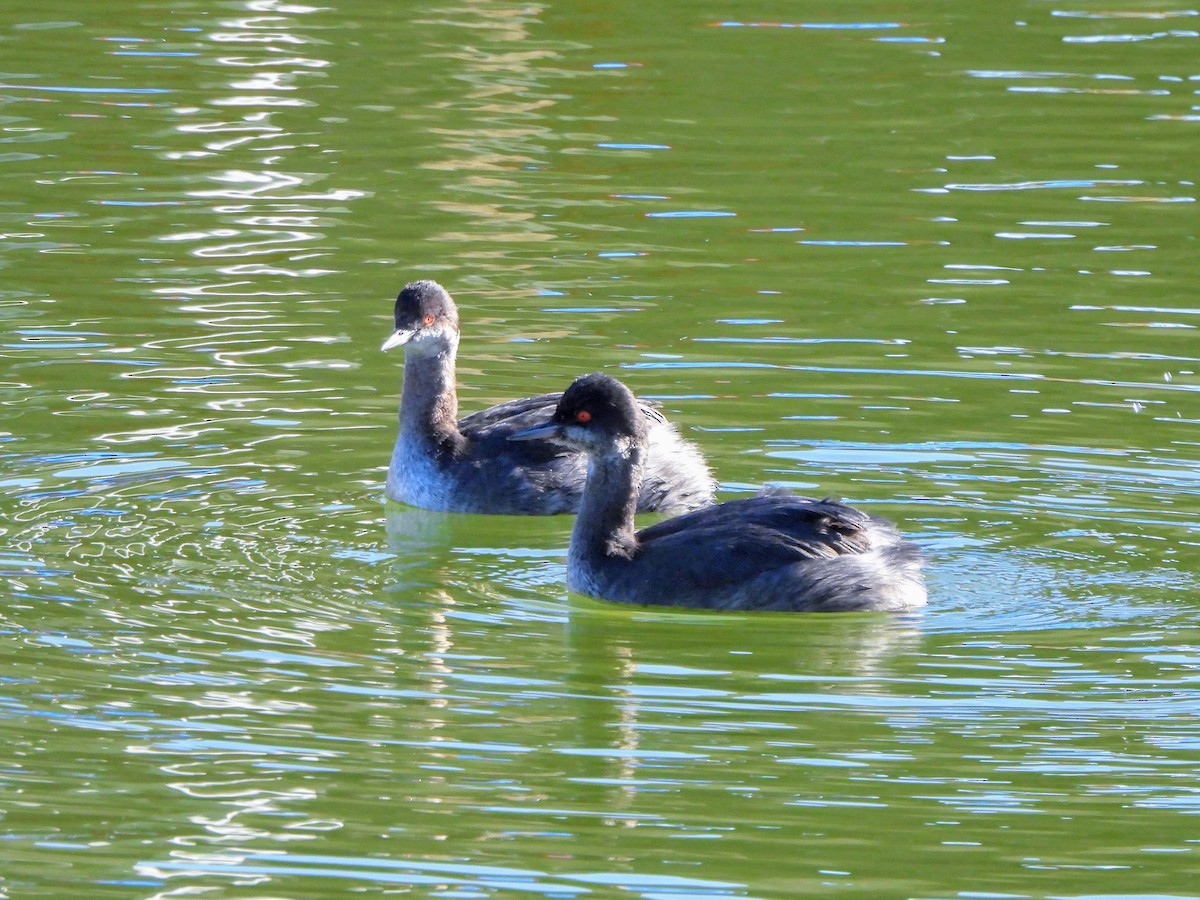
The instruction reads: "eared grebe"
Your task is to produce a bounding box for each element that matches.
[511,373,927,611]
[381,280,715,515]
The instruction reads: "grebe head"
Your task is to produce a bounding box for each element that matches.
[510,373,645,455]
[381,280,460,356]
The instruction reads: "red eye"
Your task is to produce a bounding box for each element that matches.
[575,409,592,423]
[422,314,436,326]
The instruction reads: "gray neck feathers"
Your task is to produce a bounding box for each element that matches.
[572,436,644,564]
[399,339,462,454]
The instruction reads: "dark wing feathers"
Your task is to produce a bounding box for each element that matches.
[455,393,568,467]
[638,495,871,548]
[457,392,561,433]
[633,494,878,587]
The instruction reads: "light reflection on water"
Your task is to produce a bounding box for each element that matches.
[3,0,1200,897]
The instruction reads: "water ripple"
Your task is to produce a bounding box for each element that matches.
[141,851,755,897]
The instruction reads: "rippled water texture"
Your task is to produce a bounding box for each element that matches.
[2,1,1199,898]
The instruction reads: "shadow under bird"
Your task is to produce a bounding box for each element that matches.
[511,373,927,612]
[381,280,716,515]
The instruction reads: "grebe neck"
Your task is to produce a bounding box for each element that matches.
[571,438,643,566]
[399,340,462,453]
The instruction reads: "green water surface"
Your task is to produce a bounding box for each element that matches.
[2,1,1199,897]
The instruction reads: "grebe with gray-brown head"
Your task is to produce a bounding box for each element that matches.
[381,280,715,515]
[511,373,927,611]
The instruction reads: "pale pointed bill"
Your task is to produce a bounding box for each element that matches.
[381,329,415,351]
